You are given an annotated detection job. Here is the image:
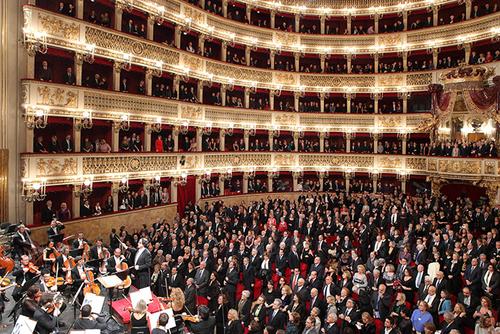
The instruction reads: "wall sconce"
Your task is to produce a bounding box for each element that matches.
[75,110,93,130]
[369,169,380,180]
[321,129,330,139]
[149,60,163,77]
[153,6,165,25]
[22,29,48,55]
[269,170,279,179]
[343,129,355,139]
[117,0,134,12]
[120,114,130,131]
[397,130,408,140]
[25,108,48,129]
[200,170,211,184]
[317,169,328,178]
[270,126,280,138]
[343,168,354,179]
[220,169,233,181]
[180,121,189,135]
[149,117,162,133]
[146,175,162,191]
[297,127,305,138]
[271,84,282,97]
[174,172,188,186]
[226,79,235,92]
[343,87,356,99]
[245,168,256,179]
[202,123,212,136]
[21,179,47,202]
[397,170,408,181]
[248,82,257,94]
[245,124,256,137]
[370,88,383,100]
[120,53,132,71]
[119,176,129,193]
[76,177,93,197]
[293,168,304,179]
[83,43,95,64]
[224,124,234,136]
[397,88,410,100]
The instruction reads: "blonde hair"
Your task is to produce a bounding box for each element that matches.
[171,288,185,312]
[228,309,239,320]
[135,299,147,314]
[282,285,292,296]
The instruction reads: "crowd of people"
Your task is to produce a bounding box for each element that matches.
[407,139,498,158]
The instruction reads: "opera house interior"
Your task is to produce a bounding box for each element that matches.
[0,0,499,332]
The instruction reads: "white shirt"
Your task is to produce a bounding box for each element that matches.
[134,248,145,266]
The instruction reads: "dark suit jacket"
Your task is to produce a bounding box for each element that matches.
[440,319,460,334]
[266,310,287,334]
[131,248,152,288]
[188,316,216,334]
[238,299,252,325]
[324,323,339,334]
[464,265,482,293]
[225,319,243,334]
[370,292,391,320]
[33,308,57,334]
[241,265,255,290]
[184,284,197,314]
[73,317,108,330]
[194,268,210,296]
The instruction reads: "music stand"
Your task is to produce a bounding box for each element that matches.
[96,275,124,313]
[49,233,64,244]
[70,248,84,258]
[7,224,19,233]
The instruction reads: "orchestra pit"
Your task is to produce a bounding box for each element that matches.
[0,0,499,333]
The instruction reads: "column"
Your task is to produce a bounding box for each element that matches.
[222,0,228,17]
[244,130,250,150]
[143,181,151,206]
[174,76,180,99]
[26,127,34,152]
[221,42,227,62]
[292,173,299,191]
[269,91,275,110]
[145,70,153,96]
[345,174,351,193]
[374,54,379,74]
[174,25,181,49]
[401,134,407,155]
[112,182,120,212]
[464,43,471,65]
[295,14,300,33]
[74,53,83,86]
[113,62,121,91]
[374,14,380,34]
[346,15,352,34]
[402,94,408,113]
[218,177,225,196]
[147,16,155,40]
[345,133,352,153]
[319,133,325,152]
[373,95,379,114]
[293,132,299,152]
[27,53,35,80]
[270,11,276,29]
[73,119,81,152]
[244,87,250,109]
[76,0,84,19]
[72,187,81,219]
[221,85,227,107]
[144,124,152,152]
[432,49,439,69]
[196,127,203,152]
[432,6,438,27]
[173,127,179,151]
[219,129,226,151]
[400,175,407,194]
[346,95,352,113]
[114,4,123,31]
[320,16,326,34]
[294,92,300,112]
[465,0,472,20]
[320,93,325,113]
[268,132,274,150]
[170,179,178,203]
[268,174,273,192]
[372,133,379,154]
[246,6,252,23]
[242,173,249,193]
[402,11,408,31]
[245,46,251,66]
[199,0,206,10]
[112,122,120,152]
[294,53,300,72]
[320,54,326,73]
[318,173,324,191]
[270,50,276,70]
[372,175,378,193]
[346,54,352,74]
[402,51,408,72]
[198,35,205,55]
[197,83,204,104]
[195,176,202,201]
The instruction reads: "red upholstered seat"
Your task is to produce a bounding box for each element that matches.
[254,279,263,298]
[197,296,208,306]
[375,319,383,334]
[236,282,244,300]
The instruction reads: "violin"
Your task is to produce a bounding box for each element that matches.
[24,262,40,274]
[46,276,65,288]
[182,314,200,323]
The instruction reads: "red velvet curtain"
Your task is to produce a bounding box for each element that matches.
[177,175,196,214]
[440,183,486,202]
[428,84,452,114]
[465,75,500,111]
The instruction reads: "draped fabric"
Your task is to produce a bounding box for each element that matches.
[462,75,500,114]
[428,84,455,115]
[177,175,196,214]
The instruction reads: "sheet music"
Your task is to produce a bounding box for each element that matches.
[81,293,105,314]
[129,288,153,308]
[149,308,176,330]
[12,315,37,334]
[96,275,123,289]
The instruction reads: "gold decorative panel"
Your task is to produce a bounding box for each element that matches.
[204,154,271,168]
[37,158,77,177]
[205,62,273,83]
[438,159,481,175]
[299,75,374,88]
[406,157,427,171]
[82,156,177,174]
[274,154,298,166]
[180,105,203,120]
[37,86,77,107]
[39,13,79,40]
[299,155,374,168]
[377,156,403,169]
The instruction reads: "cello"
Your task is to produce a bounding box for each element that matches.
[82,268,101,296]
[117,261,132,290]
[0,246,14,273]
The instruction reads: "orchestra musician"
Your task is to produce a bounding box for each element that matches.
[55,247,73,277]
[39,270,58,293]
[12,255,41,301]
[12,224,35,258]
[21,285,42,318]
[151,313,170,334]
[42,241,57,271]
[73,304,108,330]
[46,219,65,241]
[90,239,106,260]
[33,293,66,334]
[186,305,216,334]
[72,232,88,250]
[70,256,88,302]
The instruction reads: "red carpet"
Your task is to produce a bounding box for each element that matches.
[111,295,164,324]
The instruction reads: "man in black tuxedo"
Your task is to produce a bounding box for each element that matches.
[194,261,210,297]
[73,304,107,330]
[241,257,255,291]
[184,278,197,314]
[440,312,460,334]
[12,224,35,258]
[464,258,482,294]
[432,271,447,295]
[457,287,479,324]
[338,299,359,332]
[383,317,399,334]
[371,284,391,321]
[169,266,184,290]
[275,249,288,276]
[41,200,56,225]
[131,238,152,289]
[224,261,239,306]
[187,306,216,334]
[33,295,59,334]
[309,288,325,316]
[47,220,65,241]
[323,313,339,334]
[266,299,287,334]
